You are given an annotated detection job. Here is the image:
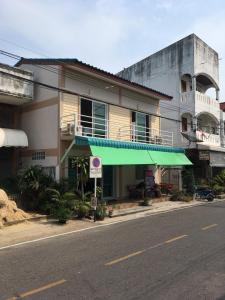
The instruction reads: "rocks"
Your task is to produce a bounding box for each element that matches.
[0,189,29,227]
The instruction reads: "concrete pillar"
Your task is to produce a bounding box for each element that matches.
[216,89,220,101]
[192,76,196,92]
[220,110,225,147]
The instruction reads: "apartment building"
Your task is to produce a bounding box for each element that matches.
[118,34,224,183]
[0,63,33,178]
[6,58,191,198]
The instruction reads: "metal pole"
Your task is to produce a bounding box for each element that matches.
[94,177,97,198]
[94,177,97,222]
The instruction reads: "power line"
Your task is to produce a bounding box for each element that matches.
[0,48,222,131]
[0,46,205,116]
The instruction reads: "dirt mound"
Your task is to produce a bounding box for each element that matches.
[0,189,29,227]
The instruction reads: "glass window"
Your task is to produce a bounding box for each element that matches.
[93,102,106,138]
[133,112,148,142]
[80,98,107,138]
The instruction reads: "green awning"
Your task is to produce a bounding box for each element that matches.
[148,151,192,166]
[90,145,155,165]
[75,136,192,166]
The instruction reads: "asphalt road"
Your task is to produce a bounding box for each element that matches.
[1,201,225,300]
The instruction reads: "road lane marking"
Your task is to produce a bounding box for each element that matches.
[5,279,66,300]
[105,250,145,266]
[164,234,188,244]
[201,224,218,231]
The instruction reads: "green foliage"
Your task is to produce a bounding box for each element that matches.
[211,169,225,195]
[46,188,77,223]
[17,165,55,211]
[0,176,20,194]
[95,201,107,220]
[141,198,150,206]
[170,191,193,202]
[170,191,185,201]
[182,168,196,194]
[71,156,89,199]
[75,201,91,218]
[212,184,224,195]
[212,170,225,187]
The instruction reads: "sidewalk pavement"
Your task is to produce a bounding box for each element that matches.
[0,199,222,249]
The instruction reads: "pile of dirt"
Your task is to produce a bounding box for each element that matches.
[0,189,29,227]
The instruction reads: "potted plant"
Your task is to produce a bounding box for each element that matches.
[95,202,107,221]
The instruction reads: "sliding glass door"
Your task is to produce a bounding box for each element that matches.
[80,98,107,138]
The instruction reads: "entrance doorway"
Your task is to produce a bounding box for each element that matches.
[103,166,114,199]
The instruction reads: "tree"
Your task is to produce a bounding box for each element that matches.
[71,156,89,200]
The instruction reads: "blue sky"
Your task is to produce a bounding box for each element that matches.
[1,0,225,98]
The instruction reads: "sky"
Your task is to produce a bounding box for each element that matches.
[1,0,225,99]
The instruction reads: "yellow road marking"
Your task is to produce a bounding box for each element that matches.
[105,250,145,266]
[201,224,218,231]
[164,234,188,244]
[6,279,66,300]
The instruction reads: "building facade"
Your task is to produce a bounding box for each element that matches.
[118,34,225,183]
[0,63,33,178]
[7,58,190,198]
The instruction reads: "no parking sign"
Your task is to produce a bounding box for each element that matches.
[89,156,102,178]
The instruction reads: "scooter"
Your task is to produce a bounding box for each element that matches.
[194,186,215,202]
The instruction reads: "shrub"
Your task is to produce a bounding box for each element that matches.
[95,202,107,221]
[17,165,55,211]
[212,184,224,195]
[75,201,90,219]
[212,170,225,186]
[47,188,77,223]
[141,198,150,206]
[170,191,185,201]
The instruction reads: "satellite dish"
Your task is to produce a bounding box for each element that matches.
[181,132,203,143]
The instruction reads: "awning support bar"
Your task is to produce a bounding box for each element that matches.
[60,140,75,164]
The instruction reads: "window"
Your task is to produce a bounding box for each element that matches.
[132,111,149,142]
[181,80,187,92]
[181,117,188,132]
[42,167,56,179]
[32,151,45,160]
[80,98,107,138]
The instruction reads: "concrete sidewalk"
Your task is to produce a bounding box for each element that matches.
[0,199,223,249]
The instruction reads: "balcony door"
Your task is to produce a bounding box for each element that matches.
[80,98,107,138]
[132,111,149,142]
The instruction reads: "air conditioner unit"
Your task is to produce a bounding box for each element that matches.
[75,125,83,136]
[67,123,75,135]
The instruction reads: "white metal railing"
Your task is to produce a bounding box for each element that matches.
[60,113,174,146]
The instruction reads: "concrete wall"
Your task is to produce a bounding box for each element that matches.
[118,34,220,147]
[19,64,59,102]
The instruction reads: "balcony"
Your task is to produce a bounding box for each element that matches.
[181,130,221,147]
[60,113,174,147]
[196,130,220,147]
[0,63,33,105]
[181,91,220,120]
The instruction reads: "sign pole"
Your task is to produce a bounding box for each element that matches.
[94,177,97,222]
[89,156,102,222]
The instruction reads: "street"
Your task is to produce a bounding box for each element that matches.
[1,201,225,300]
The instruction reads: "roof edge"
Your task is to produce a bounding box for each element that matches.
[15,58,172,100]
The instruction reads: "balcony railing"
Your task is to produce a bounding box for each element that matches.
[196,130,220,147]
[181,90,220,120]
[0,64,33,104]
[60,113,174,146]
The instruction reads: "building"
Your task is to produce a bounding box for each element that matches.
[118,34,225,183]
[0,63,33,178]
[7,58,191,199]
